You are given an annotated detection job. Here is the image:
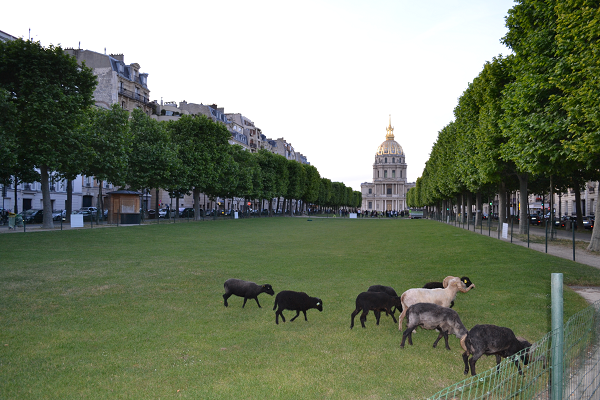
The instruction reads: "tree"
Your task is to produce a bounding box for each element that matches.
[554,0,600,251]
[301,164,320,213]
[168,115,231,220]
[284,159,305,215]
[127,109,179,216]
[502,0,590,231]
[82,104,131,219]
[0,39,96,227]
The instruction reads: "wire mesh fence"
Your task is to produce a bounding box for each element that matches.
[428,300,600,400]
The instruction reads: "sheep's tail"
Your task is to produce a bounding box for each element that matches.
[272,298,278,311]
[460,335,468,352]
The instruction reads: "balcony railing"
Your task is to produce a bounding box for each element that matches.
[119,87,149,104]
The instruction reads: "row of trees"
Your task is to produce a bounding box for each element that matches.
[406,0,600,251]
[0,39,361,229]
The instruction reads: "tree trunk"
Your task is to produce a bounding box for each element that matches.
[517,173,528,234]
[66,180,72,223]
[98,180,104,223]
[475,192,482,227]
[155,189,160,216]
[13,177,18,214]
[498,181,507,237]
[466,192,473,225]
[40,166,54,229]
[193,187,200,221]
[588,193,600,252]
[574,184,583,229]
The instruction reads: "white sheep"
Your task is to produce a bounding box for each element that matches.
[398,276,475,330]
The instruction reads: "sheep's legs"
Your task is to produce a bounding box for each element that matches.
[360,309,369,328]
[223,293,231,307]
[432,330,451,350]
[275,310,286,324]
[350,309,361,329]
[290,311,301,322]
[400,327,416,348]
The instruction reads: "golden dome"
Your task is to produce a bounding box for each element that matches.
[376,115,404,156]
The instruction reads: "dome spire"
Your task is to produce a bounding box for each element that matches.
[386,114,394,140]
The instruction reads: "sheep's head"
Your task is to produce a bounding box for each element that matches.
[262,284,275,296]
[516,337,532,366]
[461,276,473,287]
[442,276,458,288]
[313,298,323,312]
[460,335,468,352]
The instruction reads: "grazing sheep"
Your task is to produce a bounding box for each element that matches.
[273,290,323,324]
[462,324,532,376]
[400,303,468,351]
[398,276,475,330]
[423,276,473,289]
[367,284,400,315]
[223,278,275,308]
[422,277,473,308]
[351,291,403,329]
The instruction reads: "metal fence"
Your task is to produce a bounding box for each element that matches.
[428,300,600,400]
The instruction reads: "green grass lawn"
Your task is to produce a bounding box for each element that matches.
[1,218,597,399]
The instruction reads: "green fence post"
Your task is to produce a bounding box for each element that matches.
[551,273,564,400]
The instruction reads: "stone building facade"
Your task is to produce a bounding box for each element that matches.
[361,117,412,212]
[63,49,151,114]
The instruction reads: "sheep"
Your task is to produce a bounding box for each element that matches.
[273,290,323,324]
[223,278,275,308]
[398,276,475,330]
[350,291,403,329]
[422,277,473,308]
[423,276,473,290]
[367,284,400,316]
[462,324,532,376]
[400,303,468,351]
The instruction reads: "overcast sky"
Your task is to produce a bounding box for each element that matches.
[3,0,515,191]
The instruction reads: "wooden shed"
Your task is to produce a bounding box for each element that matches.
[107,190,141,224]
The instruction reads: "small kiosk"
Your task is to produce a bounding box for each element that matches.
[107,190,141,224]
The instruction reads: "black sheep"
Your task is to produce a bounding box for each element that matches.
[367,284,400,316]
[462,324,531,376]
[223,278,274,308]
[400,303,468,350]
[422,276,473,308]
[273,290,323,324]
[350,291,403,329]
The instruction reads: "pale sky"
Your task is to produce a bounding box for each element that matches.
[2,0,514,191]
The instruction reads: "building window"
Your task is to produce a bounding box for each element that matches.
[392,170,396,178]
[392,157,395,163]
[368,201,372,209]
[121,101,125,109]
[368,188,372,194]
[384,170,387,178]
[385,157,387,163]
[387,187,392,195]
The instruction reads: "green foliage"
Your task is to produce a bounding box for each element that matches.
[83,104,131,186]
[127,109,178,191]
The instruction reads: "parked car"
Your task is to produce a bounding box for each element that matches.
[76,207,98,221]
[583,216,595,230]
[179,207,194,218]
[158,208,168,218]
[530,215,542,226]
[23,209,44,223]
[52,210,65,221]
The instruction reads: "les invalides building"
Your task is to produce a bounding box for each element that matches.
[361,117,413,213]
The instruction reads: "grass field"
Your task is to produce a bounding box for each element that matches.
[1,217,598,399]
